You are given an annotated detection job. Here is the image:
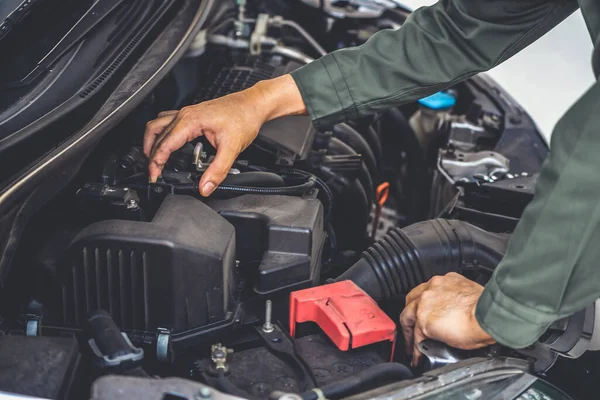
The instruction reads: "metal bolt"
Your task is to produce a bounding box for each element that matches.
[196,387,212,399]
[262,300,274,333]
[126,199,138,209]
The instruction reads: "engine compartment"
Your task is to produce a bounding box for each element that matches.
[0,1,583,399]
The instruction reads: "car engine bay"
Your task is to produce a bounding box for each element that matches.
[0,1,596,399]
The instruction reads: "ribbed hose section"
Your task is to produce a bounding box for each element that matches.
[337,219,510,301]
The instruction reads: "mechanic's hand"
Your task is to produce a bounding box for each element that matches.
[144,74,306,196]
[399,272,496,367]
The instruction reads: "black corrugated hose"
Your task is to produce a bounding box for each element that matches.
[337,219,510,301]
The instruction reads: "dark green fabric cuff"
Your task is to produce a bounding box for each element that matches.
[476,278,554,349]
[290,54,359,131]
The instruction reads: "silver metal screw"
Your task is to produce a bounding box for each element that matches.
[126,199,138,209]
[196,387,212,399]
[263,300,274,333]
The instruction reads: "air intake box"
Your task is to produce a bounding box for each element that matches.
[208,195,325,295]
[56,195,236,346]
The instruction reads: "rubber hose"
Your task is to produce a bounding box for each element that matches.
[333,123,378,179]
[382,108,428,222]
[347,120,383,168]
[221,171,284,187]
[337,219,510,301]
[299,363,413,400]
[329,137,374,207]
[174,176,316,196]
[214,371,249,398]
[332,179,369,250]
[288,169,334,221]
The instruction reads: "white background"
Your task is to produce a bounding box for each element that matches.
[399,1,595,141]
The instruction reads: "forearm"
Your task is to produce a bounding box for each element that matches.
[476,79,600,348]
[291,0,577,130]
[250,75,307,123]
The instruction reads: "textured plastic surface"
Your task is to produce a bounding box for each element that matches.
[418,92,456,110]
[338,219,509,301]
[58,195,236,335]
[208,194,325,295]
[0,335,80,399]
[192,334,387,396]
[195,53,314,160]
[290,280,396,358]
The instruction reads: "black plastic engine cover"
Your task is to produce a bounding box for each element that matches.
[195,52,315,161]
[57,195,236,336]
[0,335,81,399]
[208,194,325,295]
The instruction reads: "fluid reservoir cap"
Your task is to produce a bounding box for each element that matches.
[418,92,456,110]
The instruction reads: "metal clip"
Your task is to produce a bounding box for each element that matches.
[156,328,171,362]
[193,142,207,171]
[25,316,40,337]
[193,142,241,175]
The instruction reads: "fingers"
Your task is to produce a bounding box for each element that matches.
[148,119,193,182]
[405,281,429,305]
[143,113,178,157]
[198,143,239,196]
[158,110,179,117]
[400,299,418,355]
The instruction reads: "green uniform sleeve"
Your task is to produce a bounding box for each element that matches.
[291,0,577,130]
[475,79,600,348]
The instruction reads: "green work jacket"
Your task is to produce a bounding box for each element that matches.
[291,0,600,348]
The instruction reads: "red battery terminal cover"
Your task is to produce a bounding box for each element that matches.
[289,280,397,360]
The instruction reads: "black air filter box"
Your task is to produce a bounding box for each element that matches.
[208,195,325,295]
[57,195,236,340]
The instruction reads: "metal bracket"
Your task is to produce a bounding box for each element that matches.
[193,142,208,171]
[299,0,399,19]
[250,14,270,55]
[193,142,241,175]
[417,339,464,370]
[439,150,509,184]
[156,328,171,362]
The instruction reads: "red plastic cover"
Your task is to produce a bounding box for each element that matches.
[290,280,396,359]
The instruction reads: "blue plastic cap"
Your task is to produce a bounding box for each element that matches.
[418,92,456,110]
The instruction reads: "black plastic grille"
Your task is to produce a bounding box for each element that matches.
[61,247,148,331]
[195,56,278,103]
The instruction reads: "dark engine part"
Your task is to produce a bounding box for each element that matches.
[55,195,237,351]
[196,53,316,163]
[193,333,390,399]
[338,219,509,301]
[297,362,413,400]
[0,335,81,399]
[86,310,146,374]
[208,194,325,295]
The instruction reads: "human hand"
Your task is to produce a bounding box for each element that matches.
[144,74,306,196]
[399,272,496,367]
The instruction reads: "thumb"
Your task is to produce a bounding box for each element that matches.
[199,145,239,196]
